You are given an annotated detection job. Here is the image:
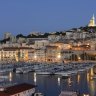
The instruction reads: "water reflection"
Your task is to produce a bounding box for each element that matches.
[90,68,94,76]
[9,72,12,82]
[85,70,96,96]
[88,80,96,96]
[87,73,90,83]
[68,77,72,86]
[34,72,37,85]
[58,77,60,86]
[83,94,90,96]
[4,71,96,96]
[77,74,80,84]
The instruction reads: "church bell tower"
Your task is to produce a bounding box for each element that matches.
[88,14,96,27]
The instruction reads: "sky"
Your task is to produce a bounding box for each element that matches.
[0,0,96,37]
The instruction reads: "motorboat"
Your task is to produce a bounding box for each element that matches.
[61,73,70,79]
[67,70,78,75]
[85,66,90,70]
[16,70,23,74]
[0,76,8,82]
[34,92,44,96]
[78,68,85,73]
[55,71,71,76]
[22,70,29,74]
[0,70,6,73]
[0,79,4,82]
[0,75,8,79]
[59,91,78,96]
[92,75,96,79]
[16,68,23,74]
[35,71,51,75]
[55,71,71,79]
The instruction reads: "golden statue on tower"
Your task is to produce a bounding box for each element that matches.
[88,14,96,27]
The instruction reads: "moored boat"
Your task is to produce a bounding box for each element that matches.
[35,71,51,75]
[16,68,23,74]
[34,92,44,96]
[67,70,78,75]
[92,75,96,79]
[78,69,85,73]
[0,75,8,79]
[55,71,71,76]
[61,73,70,79]
[59,91,78,96]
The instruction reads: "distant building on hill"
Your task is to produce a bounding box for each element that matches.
[48,35,61,42]
[4,32,11,39]
[29,32,40,36]
[88,14,96,27]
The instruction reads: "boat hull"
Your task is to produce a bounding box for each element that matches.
[36,72,51,75]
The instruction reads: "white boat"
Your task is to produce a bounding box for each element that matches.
[36,71,51,75]
[85,67,90,70]
[16,70,22,74]
[16,68,23,74]
[55,71,70,79]
[92,76,96,79]
[0,70,6,73]
[59,91,78,96]
[78,69,85,73]
[55,71,71,76]
[68,70,78,75]
[22,70,29,74]
[33,65,40,70]
[0,79,4,82]
[61,73,70,79]
[0,75,8,79]
[34,92,44,96]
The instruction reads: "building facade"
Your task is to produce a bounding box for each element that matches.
[0,47,34,62]
[46,46,61,62]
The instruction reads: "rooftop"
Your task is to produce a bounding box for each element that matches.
[0,83,35,96]
[0,47,34,51]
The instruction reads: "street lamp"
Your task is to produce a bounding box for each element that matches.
[83,94,89,96]
[57,54,61,59]
[78,56,81,61]
[87,43,89,46]
[57,53,61,62]
[34,54,37,61]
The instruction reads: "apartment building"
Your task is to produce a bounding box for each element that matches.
[0,47,34,62]
[46,46,61,62]
[34,48,46,62]
[34,40,49,49]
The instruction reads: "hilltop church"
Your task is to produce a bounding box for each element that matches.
[88,14,96,27]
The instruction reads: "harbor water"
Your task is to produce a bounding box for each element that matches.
[1,71,96,96]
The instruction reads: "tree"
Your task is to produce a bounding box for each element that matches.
[16,34,26,38]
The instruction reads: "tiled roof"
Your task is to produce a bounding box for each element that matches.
[46,46,58,48]
[1,47,34,51]
[0,83,35,96]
